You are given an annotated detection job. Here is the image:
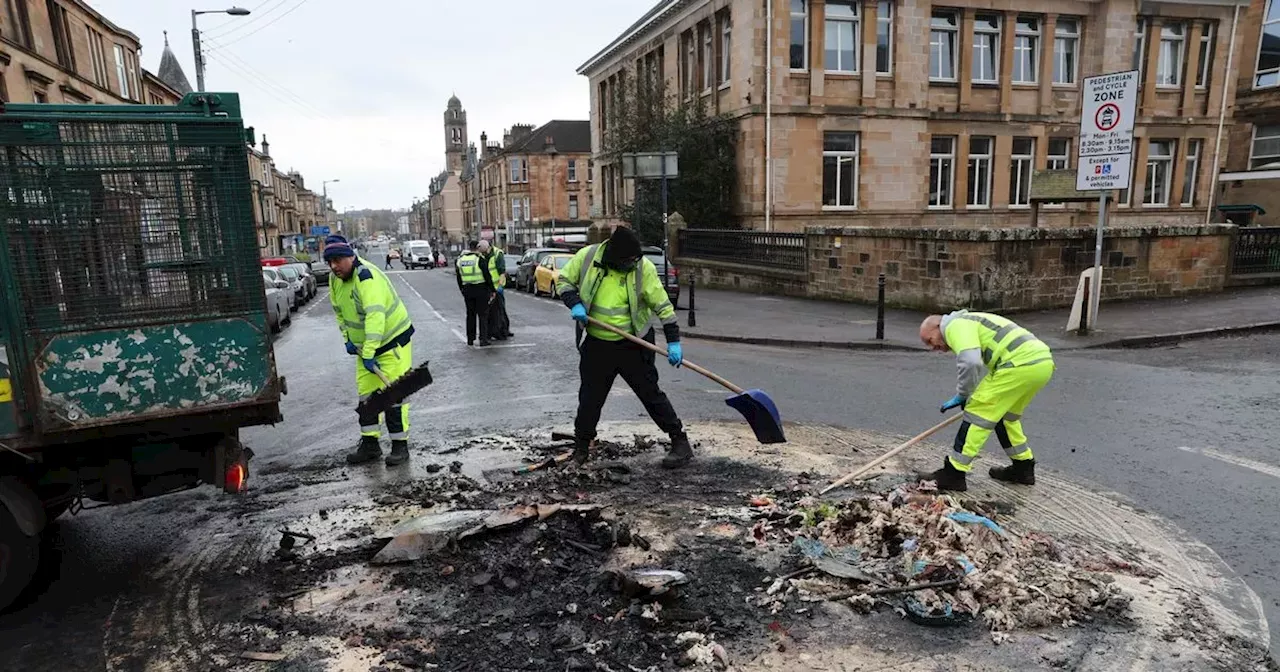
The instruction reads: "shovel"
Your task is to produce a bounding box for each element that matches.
[358,361,435,417]
[819,413,963,495]
[585,317,785,444]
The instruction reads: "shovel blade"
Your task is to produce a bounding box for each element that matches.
[357,361,434,416]
[724,389,786,444]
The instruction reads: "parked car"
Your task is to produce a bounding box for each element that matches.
[276,265,308,305]
[532,253,575,297]
[310,260,331,285]
[498,250,521,286]
[284,263,316,299]
[263,272,291,333]
[516,247,561,292]
[262,267,298,311]
[642,246,680,308]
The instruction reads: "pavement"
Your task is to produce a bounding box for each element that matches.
[680,284,1280,352]
[4,266,1279,668]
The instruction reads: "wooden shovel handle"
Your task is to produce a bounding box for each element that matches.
[819,413,964,495]
[585,317,745,395]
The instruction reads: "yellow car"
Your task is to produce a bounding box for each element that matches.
[532,253,575,298]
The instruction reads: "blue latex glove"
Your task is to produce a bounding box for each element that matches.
[940,394,966,413]
[362,358,380,375]
[667,342,683,368]
[496,286,504,295]
[569,303,588,325]
[345,340,358,356]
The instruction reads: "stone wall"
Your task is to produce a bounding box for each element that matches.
[676,224,1234,312]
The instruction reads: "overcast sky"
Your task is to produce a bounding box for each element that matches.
[88,0,648,210]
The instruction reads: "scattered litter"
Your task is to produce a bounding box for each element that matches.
[372,504,604,564]
[947,511,1007,536]
[605,568,690,601]
[240,651,286,662]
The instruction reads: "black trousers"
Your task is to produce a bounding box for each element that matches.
[575,329,683,441]
[462,287,491,343]
[488,292,511,337]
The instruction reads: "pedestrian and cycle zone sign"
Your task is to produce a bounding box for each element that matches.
[1076,70,1139,191]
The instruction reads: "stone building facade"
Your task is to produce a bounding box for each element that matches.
[429,96,468,250]
[1218,0,1280,226]
[460,120,594,249]
[579,0,1251,232]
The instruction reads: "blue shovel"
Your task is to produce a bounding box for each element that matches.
[587,317,786,444]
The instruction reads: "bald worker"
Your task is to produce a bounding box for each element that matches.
[918,310,1055,492]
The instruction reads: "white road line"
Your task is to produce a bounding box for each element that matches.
[450,328,468,343]
[300,289,330,317]
[1177,446,1280,481]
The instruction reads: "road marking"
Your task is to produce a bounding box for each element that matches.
[300,289,330,317]
[395,276,451,326]
[1177,446,1280,481]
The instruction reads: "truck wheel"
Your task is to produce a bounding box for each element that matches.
[0,505,39,612]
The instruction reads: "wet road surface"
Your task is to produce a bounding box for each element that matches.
[2,265,1277,668]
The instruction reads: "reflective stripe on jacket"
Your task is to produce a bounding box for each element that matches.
[456,253,486,285]
[488,249,506,288]
[330,258,413,359]
[557,242,676,341]
[942,310,1052,371]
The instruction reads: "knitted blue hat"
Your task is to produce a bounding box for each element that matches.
[322,235,355,260]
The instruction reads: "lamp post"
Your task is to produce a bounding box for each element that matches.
[321,179,339,229]
[545,138,558,244]
[621,151,679,283]
[190,7,250,92]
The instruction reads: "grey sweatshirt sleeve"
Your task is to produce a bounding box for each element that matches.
[955,348,986,398]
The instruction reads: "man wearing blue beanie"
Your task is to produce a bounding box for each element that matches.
[324,235,416,466]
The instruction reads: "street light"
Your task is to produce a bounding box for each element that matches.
[190,7,251,92]
[322,179,340,229]
[545,138,558,244]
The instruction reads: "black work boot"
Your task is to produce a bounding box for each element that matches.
[385,440,410,467]
[572,437,592,465]
[918,457,968,492]
[346,436,382,465]
[990,458,1036,485]
[661,432,694,469]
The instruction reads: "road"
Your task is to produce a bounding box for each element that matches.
[2,264,1278,668]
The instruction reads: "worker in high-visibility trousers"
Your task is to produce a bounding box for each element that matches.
[918,310,1055,492]
[324,235,415,467]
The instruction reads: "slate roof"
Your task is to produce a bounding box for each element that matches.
[157,35,193,94]
[504,120,591,155]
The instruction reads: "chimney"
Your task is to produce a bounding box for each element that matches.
[261,135,271,157]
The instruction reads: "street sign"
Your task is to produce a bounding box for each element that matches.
[1076,70,1139,191]
[310,225,330,236]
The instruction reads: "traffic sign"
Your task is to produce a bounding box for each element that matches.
[1076,70,1139,191]
[310,225,331,236]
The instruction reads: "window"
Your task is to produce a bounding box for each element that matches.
[930,11,958,81]
[1182,139,1201,206]
[1143,140,1175,206]
[701,21,714,90]
[113,45,131,99]
[825,1,859,73]
[972,14,1000,84]
[822,132,859,208]
[1157,23,1186,87]
[86,28,108,87]
[33,89,47,104]
[4,0,33,47]
[1010,137,1035,207]
[929,136,955,208]
[588,158,594,182]
[1134,19,1147,80]
[1047,137,1071,170]
[0,73,8,102]
[127,50,139,102]
[1013,17,1039,84]
[567,160,577,182]
[1197,22,1214,88]
[967,137,993,207]
[876,1,893,74]
[451,128,461,143]
[684,30,696,97]
[523,197,530,221]
[1054,19,1079,85]
[719,11,731,85]
[1258,1,1280,87]
[569,195,580,220]
[790,0,808,70]
[47,1,76,70]
[509,158,528,184]
[1250,125,1280,168]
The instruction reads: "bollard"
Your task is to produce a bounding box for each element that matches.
[1077,276,1091,336]
[688,275,697,328]
[875,273,886,340]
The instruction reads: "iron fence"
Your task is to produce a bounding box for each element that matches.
[677,229,807,271]
[1231,226,1280,276]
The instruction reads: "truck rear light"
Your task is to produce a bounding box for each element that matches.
[224,463,247,493]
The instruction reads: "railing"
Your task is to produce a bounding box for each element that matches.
[1231,226,1280,276]
[677,229,807,272]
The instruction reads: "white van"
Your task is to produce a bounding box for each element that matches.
[404,240,434,270]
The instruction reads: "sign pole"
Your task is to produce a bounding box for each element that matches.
[1092,192,1107,328]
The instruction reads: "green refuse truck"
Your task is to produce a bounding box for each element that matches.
[0,93,284,610]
